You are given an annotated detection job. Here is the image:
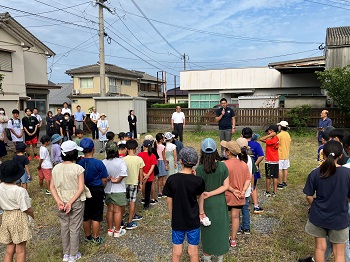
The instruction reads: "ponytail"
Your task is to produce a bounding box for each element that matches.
[240,147,248,163]
[147,145,152,156]
[320,140,343,178]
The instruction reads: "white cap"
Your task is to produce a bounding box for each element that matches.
[61,140,83,156]
[164,132,175,140]
[277,120,290,128]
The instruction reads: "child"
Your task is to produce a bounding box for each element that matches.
[118,144,127,158]
[155,133,168,198]
[276,121,291,189]
[117,132,126,145]
[123,140,145,229]
[0,122,7,163]
[138,140,157,209]
[13,143,31,189]
[22,108,39,160]
[164,132,177,176]
[97,113,109,153]
[125,132,133,141]
[259,125,279,197]
[163,147,205,262]
[38,135,52,195]
[50,140,88,262]
[172,130,183,172]
[105,131,115,149]
[60,113,75,141]
[7,109,24,145]
[103,142,127,238]
[0,160,34,262]
[51,134,63,166]
[78,138,108,244]
[74,129,84,160]
[317,126,334,166]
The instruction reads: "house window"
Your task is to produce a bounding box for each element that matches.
[190,94,220,108]
[80,78,93,88]
[109,78,118,93]
[0,51,12,72]
[121,79,131,86]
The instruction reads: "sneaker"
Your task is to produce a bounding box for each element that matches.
[45,190,52,195]
[107,228,114,237]
[272,192,276,197]
[298,257,314,262]
[34,155,40,160]
[243,229,251,235]
[158,193,163,198]
[114,228,126,238]
[253,206,264,214]
[162,194,167,198]
[277,184,284,189]
[27,156,32,161]
[126,221,138,230]
[263,191,271,197]
[62,254,70,262]
[150,199,157,205]
[229,238,237,247]
[236,228,242,235]
[68,252,81,262]
[92,236,104,245]
[140,198,145,204]
[84,236,93,243]
[132,214,143,221]
[282,182,287,187]
[0,210,3,215]
[120,220,125,228]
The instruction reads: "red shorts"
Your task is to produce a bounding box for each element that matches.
[38,168,52,180]
[25,137,38,145]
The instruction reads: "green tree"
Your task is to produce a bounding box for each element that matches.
[317,65,350,114]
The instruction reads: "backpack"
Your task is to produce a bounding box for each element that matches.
[5,119,14,141]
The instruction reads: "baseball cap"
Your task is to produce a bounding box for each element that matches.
[80,138,95,151]
[242,127,253,138]
[164,132,175,140]
[106,141,118,153]
[143,140,153,147]
[220,140,241,155]
[61,140,83,156]
[277,121,290,129]
[179,147,198,167]
[144,134,154,141]
[236,137,248,148]
[126,132,133,138]
[0,160,25,183]
[201,138,217,153]
[15,142,27,151]
[265,125,278,133]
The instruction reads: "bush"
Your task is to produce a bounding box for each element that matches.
[150,103,188,108]
[286,105,311,130]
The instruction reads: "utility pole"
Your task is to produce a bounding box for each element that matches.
[174,75,177,104]
[182,53,189,70]
[97,0,107,97]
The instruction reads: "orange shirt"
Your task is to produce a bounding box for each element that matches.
[277,131,291,160]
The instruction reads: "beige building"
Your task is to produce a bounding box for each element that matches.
[0,12,58,116]
[65,64,164,114]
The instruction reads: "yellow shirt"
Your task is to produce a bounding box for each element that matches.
[277,131,291,160]
[123,155,145,186]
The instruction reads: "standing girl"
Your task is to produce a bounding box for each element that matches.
[155,133,168,197]
[50,140,88,262]
[0,160,34,262]
[197,138,230,262]
[304,140,350,262]
[164,132,177,176]
[51,134,63,167]
[97,113,109,152]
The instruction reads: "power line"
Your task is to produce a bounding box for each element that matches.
[304,0,350,10]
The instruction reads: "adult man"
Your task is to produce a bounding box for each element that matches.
[90,107,100,140]
[54,108,64,134]
[317,110,332,146]
[61,102,71,115]
[215,98,236,155]
[171,106,185,142]
[22,108,39,160]
[32,107,42,140]
[74,105,86,131]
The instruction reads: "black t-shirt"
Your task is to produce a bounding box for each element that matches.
[54,114,64,127]
[303,166,350,230]
[61,118,74,135]
[216,107,235,130]
[162,173,205,230]
[22,116,39,140]
[13,154,29,168]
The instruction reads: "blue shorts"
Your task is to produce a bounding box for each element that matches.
[157,160,167,177]
[172,228,200,245]
[17,171,30,184]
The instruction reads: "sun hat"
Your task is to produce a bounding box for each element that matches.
[106,142,118,153]
[201,138,217,153]
[265,125,278,133]
[15,142,27,151]
[164,132,175,140]
[143,140,153,147]
[0,160,25,183]
[277,121,290,129]
[242,127,253,138]
[236,137,248,148]
[51,134,63,144]
[144,134,154,141]
[79,138,94,151]
[179,147,198,167]
[100,113,107,117]
[220,140,241,155]
[61,140,83,156]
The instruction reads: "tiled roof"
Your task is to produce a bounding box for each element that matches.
[48,83,72,105]
[133,70,164,83]
[326,26,350,47]
[67,93,101,99]
[65,63,142,78]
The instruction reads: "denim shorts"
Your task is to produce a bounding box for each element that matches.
[17,171,30,184]
[157,160,168,177]
[172,227,200,245]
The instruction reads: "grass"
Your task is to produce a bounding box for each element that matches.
[0,130,319,261]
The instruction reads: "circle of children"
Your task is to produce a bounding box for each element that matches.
[0,106,349,262]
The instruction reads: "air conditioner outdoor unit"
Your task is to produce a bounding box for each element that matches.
[72,89,80,95]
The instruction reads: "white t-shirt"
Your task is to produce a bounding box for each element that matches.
[61,108,72,115]
[172,111,185,124]
[0,183,31,211]
[40,146,52,169]
[7,118,23,142]
[166,142,177,153]
[32,113,42,124]
[103,158,128,193]
[90,112,100,122]
[245,156,253,197]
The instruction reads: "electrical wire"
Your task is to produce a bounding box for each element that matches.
[304,0,350,10]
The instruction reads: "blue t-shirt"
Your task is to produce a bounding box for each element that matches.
[248,140,264,180]
[174,140,184,156]
[74,111,86,122]
[317,118,332,142]
[303,166,350,230]
[78,158,108,187]
[216,107,235,130]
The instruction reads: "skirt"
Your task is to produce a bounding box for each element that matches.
[157,160,168,177]
[0,210,32,244]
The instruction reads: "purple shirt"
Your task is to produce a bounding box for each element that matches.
[51,143,62,163]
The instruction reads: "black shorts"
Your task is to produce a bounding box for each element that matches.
[84,186,105,222]
[228,205,243,211]
[265,163,279,179]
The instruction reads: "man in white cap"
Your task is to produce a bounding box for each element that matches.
[277,121,291,189]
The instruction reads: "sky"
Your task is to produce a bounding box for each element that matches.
[1,0,350,89]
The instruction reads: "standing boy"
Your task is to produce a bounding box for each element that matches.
[32,107,42,141]
[259,125,279,197]
[123,140,145,229]
[7,109,23,145]
[163,147,205,262]
[22,108,39,160]
[277,121,291,189]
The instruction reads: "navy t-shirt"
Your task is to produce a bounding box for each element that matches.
[78,158,108,187]
[216,107,235,130]
[248,140,264,179]
[303,166,350,230]
[13,155,29,168]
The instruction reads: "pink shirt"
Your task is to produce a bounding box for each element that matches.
[156,143,165,160]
